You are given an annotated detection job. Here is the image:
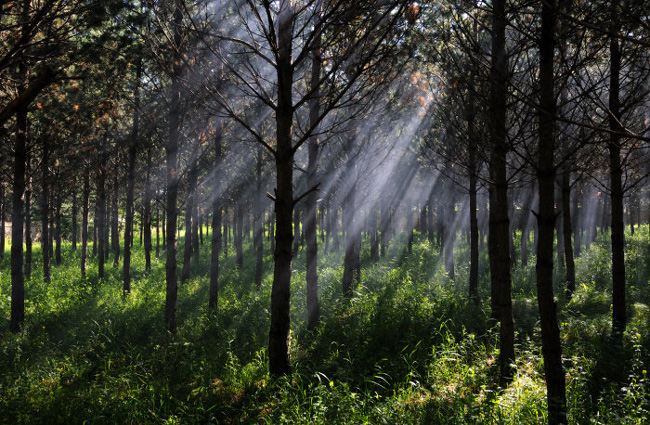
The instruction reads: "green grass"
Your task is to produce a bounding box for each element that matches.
[1,225,650,423]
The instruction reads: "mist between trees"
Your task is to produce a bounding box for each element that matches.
[1,0,649,423]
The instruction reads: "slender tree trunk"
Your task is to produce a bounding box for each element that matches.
[81,167,90,278]
[609,0,626,335]
[342,163,360,297]
[92,201,97,258]
[144,148,152,272]
[55,193,62,265]
[407,205,414,254]
[123,80,138,291]
[234,203,244,269]
[10,76,27,332]
[269,0,294,376]
[293,206,301,257]
[164,0,183,333]
[97,167,107,280]
[110,173,119,266]
[537,0,567,421]
[370,209,379,263]
[156,205,161,258]
[209,129,223,311]
[24,169,32,280]
[488,0,515,382]
[182,159,197,281]
[520,189,534,267]
[562,166,576,299]
[468,111,479,302]
[162,208,166,252]
[305,7,321,326]
[71,191,78,252]
[42,138,51,283]
[573,184,581,257]
[255,146,264,289]
[444,189,455,280]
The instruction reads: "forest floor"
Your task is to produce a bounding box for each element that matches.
[1,227,650,424]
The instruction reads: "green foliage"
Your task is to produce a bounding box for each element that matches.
[1,226,650,423]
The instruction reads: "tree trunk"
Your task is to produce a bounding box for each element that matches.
[255,146,264,289]
[407,205,414,254]
[71,191,78,252]
[488,0,515,382]
[165,0,183,333]
[269,0,294,377]
[342,163,360,297]
[55,192,62,265]
[444,189,455,280]
[10,78,27,332]
[123,73,139,292]
[609,0,626,336]
[537,0,567,421]
[111,173,119,267]
[144,148,152,272]
[209,129,223,311]
[293,206,301,257]
[97,167,107,280]
[24,168,32,280]
[81,167,90,278]
[182,159,197,281]
[370,209,379,263]
[156,205,161,258]
[234,203,244,269]
[562,166,576,299]
[42,137,51,283]
[468,111,479,302]
[572,184,581,257]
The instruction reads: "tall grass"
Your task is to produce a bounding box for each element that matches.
[0,225,649,423]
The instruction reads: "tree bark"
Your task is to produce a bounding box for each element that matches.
[562,166,576,299]
[55,192,62,265]
[42,137,50,283]
[468,112,479,302]
[537,0,567,421]
[488,0,515,382]
[165,0,183,333]
[305,5,322,327]
[10,79,27,332]
[269,0,294,376]
[71,190,78,252]
[97,166,107,280]
[234,203,243,269]
[24,164,32,280]
[110,173,119,267]
[181,158,197,281]
[255,146,264,289]
[123,63,139,293]
[81,167,90,278]
[342,163,360,297]
[144,148,152,272]
[209,129,223,311]
[609,0,626,336]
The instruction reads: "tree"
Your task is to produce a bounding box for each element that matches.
[536,0,567,421]
[488,0,515,382]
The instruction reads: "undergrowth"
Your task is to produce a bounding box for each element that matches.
[0,225,649,423]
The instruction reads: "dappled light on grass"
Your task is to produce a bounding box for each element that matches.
[2,228,650,422]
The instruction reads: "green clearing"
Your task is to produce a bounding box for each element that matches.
[1,227,650,424]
